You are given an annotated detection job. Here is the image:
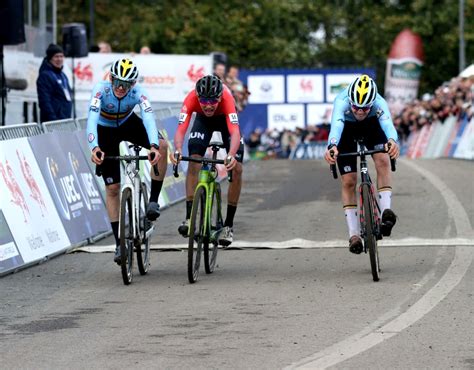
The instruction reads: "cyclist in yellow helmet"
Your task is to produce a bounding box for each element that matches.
[324,74,400,254]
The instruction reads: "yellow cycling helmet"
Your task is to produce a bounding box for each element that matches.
[348,74,378,108]
[110,58,139,82]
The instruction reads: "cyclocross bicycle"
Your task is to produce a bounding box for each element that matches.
[97,144,158,285]
[330,139,396,282]
[172,132,231,284]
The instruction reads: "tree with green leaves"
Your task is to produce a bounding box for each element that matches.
[57,0,474,94]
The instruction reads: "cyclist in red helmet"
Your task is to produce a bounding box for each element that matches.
[170,74,244,246]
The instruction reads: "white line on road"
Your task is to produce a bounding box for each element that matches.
[72,237,474,253]
[285,158,474,369]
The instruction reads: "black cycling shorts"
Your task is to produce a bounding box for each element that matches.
[97,113,164,185]
[336,116,387,175]
[188,113,244,162]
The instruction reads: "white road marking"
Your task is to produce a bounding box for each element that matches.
[285,158,474,369]
[72,237,474,253]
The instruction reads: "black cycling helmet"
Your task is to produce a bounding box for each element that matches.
[195,75,223,99]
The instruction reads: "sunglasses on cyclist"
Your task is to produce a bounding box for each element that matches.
[199,98,219,105]
[111,78,135,90]
[351,104,372,112]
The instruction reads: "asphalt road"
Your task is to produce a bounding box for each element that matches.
[1,158,473,369]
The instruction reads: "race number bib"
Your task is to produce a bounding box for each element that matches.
[229,113,239,125]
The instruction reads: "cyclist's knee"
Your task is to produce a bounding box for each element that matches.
[341,174,357,190]
[232,163,243,177]
[187,162,200,176]
[106,183,120,197]
[373,153,390,168]
[158,139,168,154]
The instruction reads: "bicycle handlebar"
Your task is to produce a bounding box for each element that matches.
[329,147,396,179]
[95,152,159,177]
[172,153,233,183]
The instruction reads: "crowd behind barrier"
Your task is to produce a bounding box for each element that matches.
[0,106,184,276]
[245,124,330,160]
[244,76,474,161]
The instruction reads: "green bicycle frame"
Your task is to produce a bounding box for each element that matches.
[192,163,223,240]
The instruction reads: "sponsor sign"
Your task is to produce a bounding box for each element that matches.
[306,104,333,126]
[0,210,24,274]
[158,116,186,204]
[384,57,423,115]
[325,74,360,102]
[29,132,110,244]
[289,143,327,160]
[267,104,305,131]
[287,74,324,103]
[453,117,474,160]
[0,138,70,263]
[247,75,285,104]
[68,53,212,104]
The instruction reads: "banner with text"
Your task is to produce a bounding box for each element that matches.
[0,138,70,264]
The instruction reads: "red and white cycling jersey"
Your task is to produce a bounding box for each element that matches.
[176,87,240,138]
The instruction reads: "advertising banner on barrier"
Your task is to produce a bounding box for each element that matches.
[287,75,324,103]
[446,116,472,157]
[453,118,474,160]
[289,142,327,160]
[74,129,108,202]
[0,138,70,263]
[0,209,24,275]
[68,53,212,104]
[306,104,333,126]
[28,132,110,244]
[247,75,285,104]
[267,104,305,131]
[159,116,187,204]
[325,73,361,102]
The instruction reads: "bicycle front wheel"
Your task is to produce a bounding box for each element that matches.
[188,186,206,283]
[362,184,380,282]
[136,183,150,275]
[120,188,134,285]
[204,183,222,274]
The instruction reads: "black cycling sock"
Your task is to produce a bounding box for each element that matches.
[111,221,119,246]
[149,180,163,203]
[186,200,193,219]
[224,205,237,227]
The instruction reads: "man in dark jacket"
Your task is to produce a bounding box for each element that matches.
[36,43,73,122]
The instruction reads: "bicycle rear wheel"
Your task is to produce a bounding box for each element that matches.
[362,184,380,282]
[120,188,134,285]
[188,186,206,283]
[204,183,223,274]
[136,183,150,275]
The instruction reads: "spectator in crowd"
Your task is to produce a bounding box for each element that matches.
[223,65,249,113]
[36,43,72,123]
[140,45,151,54]
[98,41,112,53]
[393,76,473,141]
[213,62,226,80]
[225,65,242,87]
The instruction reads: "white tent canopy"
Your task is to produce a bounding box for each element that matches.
[459,64,474,78]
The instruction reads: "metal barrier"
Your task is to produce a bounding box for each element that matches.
[0,122,44,141]
[43,118,79,133]
[76,117,87,130]
[1,105,181,140]
[155,104,182,121]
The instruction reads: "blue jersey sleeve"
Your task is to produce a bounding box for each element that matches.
[327,92,347,147]
[374,96,398,142]
[136,86,159,146]
[86,83,103,150]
